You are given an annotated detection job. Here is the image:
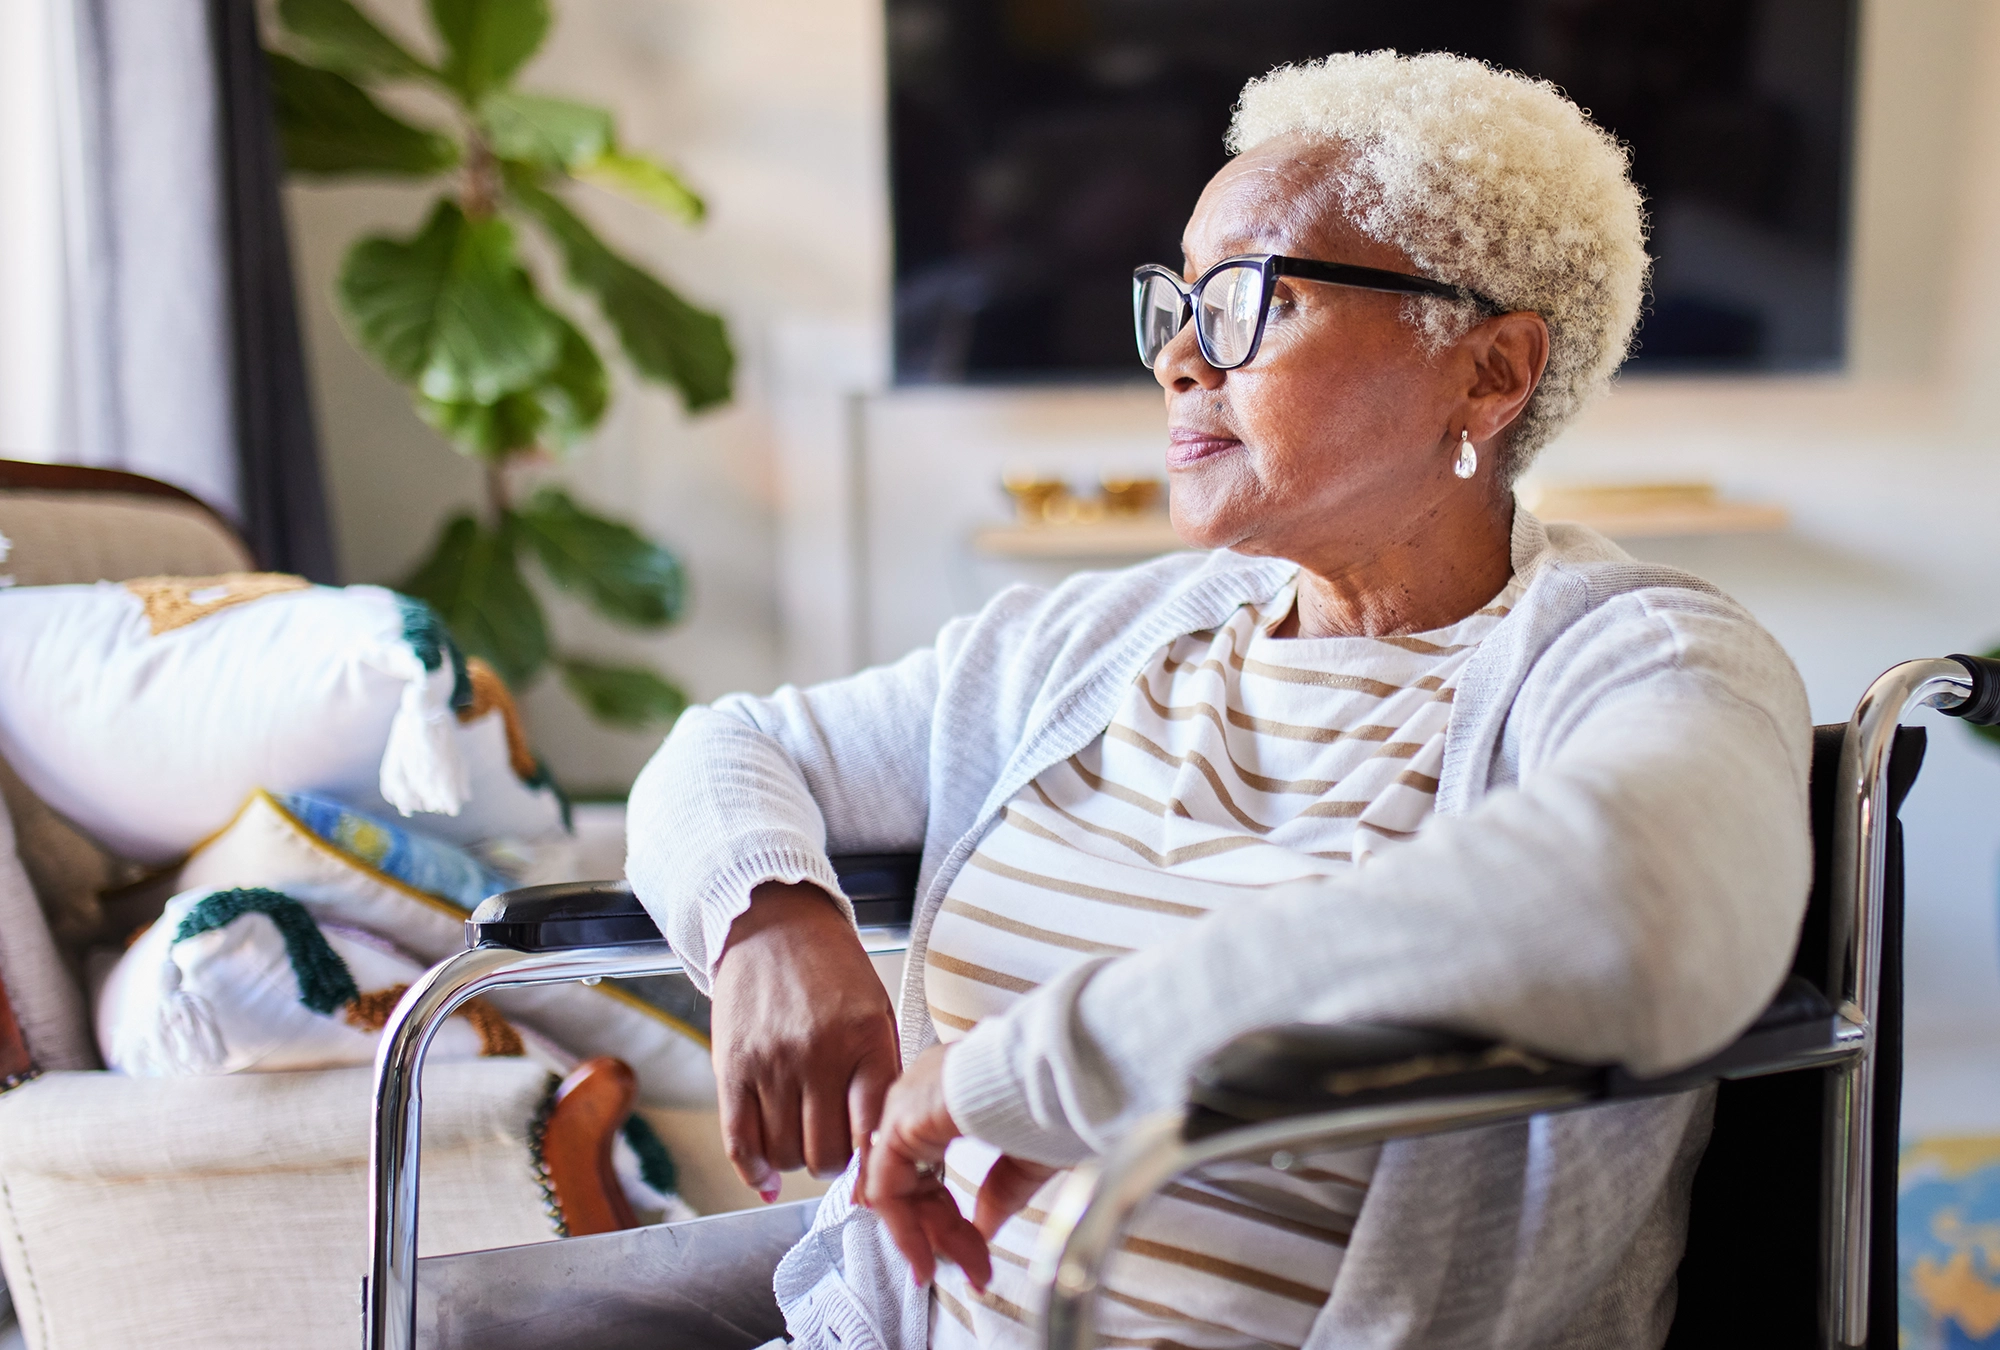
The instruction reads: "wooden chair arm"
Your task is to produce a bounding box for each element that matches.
[543,1056,640,1236]
[0,982,32,1090]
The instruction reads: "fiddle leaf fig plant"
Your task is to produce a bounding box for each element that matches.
[267,0,729,729]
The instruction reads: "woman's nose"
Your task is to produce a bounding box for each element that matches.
[1152,321,1223,393]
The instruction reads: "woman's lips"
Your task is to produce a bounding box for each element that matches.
[1166,430,1242,468]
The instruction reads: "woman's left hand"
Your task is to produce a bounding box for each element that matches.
[860,1044,1056,1290]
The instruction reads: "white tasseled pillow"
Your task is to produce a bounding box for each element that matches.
[0,578,566,864]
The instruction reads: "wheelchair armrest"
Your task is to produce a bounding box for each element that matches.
[1184,975,1841,1140]
[1186,1024,1602,1138]
[464,853,923,951]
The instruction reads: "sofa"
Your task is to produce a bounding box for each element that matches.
[0,461,778,1349]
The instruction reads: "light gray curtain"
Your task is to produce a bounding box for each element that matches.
[0,0,336,578]
[27,0,240,514]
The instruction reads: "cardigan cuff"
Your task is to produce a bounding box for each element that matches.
[695,845,851,988]
[942,1019,1091,1165]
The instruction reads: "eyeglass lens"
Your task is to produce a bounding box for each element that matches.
[1135,273,1186,368]
[1198,263,1264,368]
[1134,263,1266,369]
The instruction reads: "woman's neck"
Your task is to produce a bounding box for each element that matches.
[1271,500,1516,639]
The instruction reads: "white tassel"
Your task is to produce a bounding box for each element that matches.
[378,655,469,817]
[139,957,227,1075]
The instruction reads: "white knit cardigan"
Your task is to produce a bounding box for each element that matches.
[627,510,1814,1350]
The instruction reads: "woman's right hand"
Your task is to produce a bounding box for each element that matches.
[709,880,902,1200]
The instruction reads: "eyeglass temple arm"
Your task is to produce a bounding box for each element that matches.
[1270,256,1501,311]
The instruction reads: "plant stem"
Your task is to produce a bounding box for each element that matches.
[485,456,513,522]
[461,129,500,220]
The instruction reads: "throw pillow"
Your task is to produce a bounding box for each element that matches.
[177,792,717,1107]
[97,887,524,1075]
[0,577,566,863]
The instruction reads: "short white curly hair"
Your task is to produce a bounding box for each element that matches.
[1227,51,1649,475]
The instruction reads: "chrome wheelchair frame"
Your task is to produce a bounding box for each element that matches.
[361,655,2000,1350]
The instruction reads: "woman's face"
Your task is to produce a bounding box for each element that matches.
[1156,137,1509,566]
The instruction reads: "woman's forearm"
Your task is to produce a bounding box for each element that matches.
[942,665,1812,1164]
[626,644,943,991]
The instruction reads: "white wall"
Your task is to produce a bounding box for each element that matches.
[289,0,2000,1130]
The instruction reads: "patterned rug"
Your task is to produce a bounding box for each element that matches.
[1902,1136,2000,1348]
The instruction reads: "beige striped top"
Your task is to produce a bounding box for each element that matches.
[924,571,1523,1350]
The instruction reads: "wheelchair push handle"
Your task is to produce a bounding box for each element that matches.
[1943,653,2000,725]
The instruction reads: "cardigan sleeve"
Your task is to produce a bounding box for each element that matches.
[941,590,1814,1163]
[625,640,947,992]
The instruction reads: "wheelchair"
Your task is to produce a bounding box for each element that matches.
[360,654,2000,1350]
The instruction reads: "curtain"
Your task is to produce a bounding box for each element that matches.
[0,0,335,581]
[210,0,336,581]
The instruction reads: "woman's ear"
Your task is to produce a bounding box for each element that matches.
[1463,310,1550,443]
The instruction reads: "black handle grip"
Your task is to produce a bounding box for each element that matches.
[1945,654,2000,726]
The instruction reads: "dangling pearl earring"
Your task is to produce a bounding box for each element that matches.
[1453,430,1478,479]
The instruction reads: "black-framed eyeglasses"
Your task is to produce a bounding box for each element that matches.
[1132,254,1504,372]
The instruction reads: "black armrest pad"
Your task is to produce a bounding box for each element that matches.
[467,881,655,949]
[1188,1024,1602,1137]
[466,853,923,951]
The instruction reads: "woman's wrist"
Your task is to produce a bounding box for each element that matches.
[717,879,850,967]
[942,1015,1094,1168]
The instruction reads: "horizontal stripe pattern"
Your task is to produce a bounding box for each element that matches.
[926,573,1522,1350]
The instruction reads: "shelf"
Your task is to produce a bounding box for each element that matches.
[1540,501,1789,538]
[971,517,1185,559]
[970,494,1789,560]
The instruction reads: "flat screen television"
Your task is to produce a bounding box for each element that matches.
[889,0,1857,383]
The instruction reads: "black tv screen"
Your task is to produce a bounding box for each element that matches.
[889,0,1857,382]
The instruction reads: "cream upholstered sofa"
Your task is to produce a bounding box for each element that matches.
[0,463,767,1350]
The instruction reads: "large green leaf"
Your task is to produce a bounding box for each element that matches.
[416,389,544,457]
[415,315,605,456]
[340,201,563,412]
[557,658,688,728]
[268,54,457,175]
[531,317,609,446]
[276,0,432,82]
[509,178,734,412]
[337,202,456,381]
[572,151,704,223]
[481,91,613,168]
[429,0,549,102]
[513,488,684,627]
[400,515,550,686]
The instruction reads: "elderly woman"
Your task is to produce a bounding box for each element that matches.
[630,50,1810,1350]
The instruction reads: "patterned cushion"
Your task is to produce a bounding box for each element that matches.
[97,886,522,1075]
[173,791,717,1108]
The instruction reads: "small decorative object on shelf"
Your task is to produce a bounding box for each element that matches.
[1100,476,1164,517]
[1000,472,1168,525]
[984,472,1178,559]
[1519,481,1787,538]
[1000,472,1079,524]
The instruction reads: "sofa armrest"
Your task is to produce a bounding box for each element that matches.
[0,1061,568,1350]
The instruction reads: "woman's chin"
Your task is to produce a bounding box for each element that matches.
[1167,500,1253,553]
